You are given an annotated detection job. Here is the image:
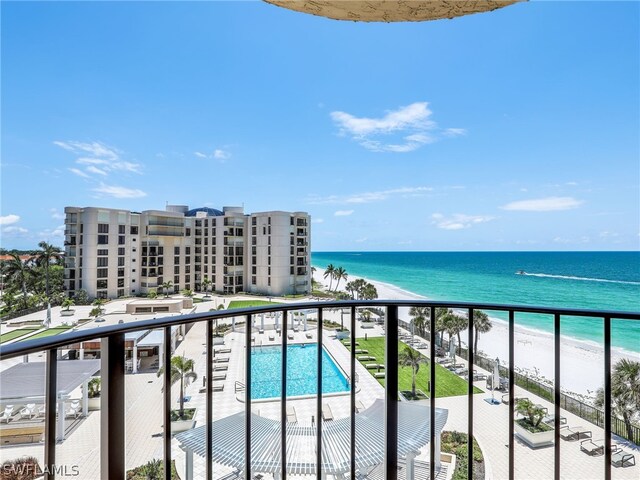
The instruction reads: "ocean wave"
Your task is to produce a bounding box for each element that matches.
[520,272,640,286]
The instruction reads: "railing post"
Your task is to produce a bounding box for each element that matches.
[604,316,611,480]
[467,308,474,480]
[44,349,57,480]
[554,314,561,480]
[163,327,172,480]
[281,310,288,480]
[385,305,398,480]
[316,308,323,479]
[245,314,252,480]
[429,306,436,480]
[350,305,357,480]
[206,319,213,480]
[508,310,515,480]
[101,333,125,480]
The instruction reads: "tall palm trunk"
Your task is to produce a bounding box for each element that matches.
[179,376,185,417]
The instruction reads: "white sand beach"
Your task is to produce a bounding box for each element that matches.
[312,269,639,399]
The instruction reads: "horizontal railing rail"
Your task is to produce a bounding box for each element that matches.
[1,300,638,480]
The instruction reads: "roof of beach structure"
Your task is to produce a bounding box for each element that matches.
[176,398,448,475]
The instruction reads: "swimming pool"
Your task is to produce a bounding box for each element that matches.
[251,344,350,400]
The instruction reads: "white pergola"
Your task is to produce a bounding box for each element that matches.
[176,399,448,479]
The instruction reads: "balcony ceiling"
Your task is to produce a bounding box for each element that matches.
[264,0,521,22]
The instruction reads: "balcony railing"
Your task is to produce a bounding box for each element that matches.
[0,301,638,480]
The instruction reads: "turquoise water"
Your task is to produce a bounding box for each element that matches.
[251,344,350,399]
[312,252,640,354]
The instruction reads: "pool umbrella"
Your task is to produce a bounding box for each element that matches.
[449,336,456,359]
[493,358,501,390]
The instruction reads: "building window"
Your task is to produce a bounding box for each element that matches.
[186,247,191,255]
[186,228,191,236]
[97,235,108,245]
[252,276,256,285]
[130,226,138,235]
[117,247,125,255]
[174,256,180,265]
[117,279,124,288]
[97,257,108,267]
[174,266,180,275]
[118,236,125,245]
[97,279,108,289]
[98,224,109,233]
[174,246,180,255]
[252,256,256,265]
[268,267,271,276]
[252,266,256,274]
[268,278,271,287]
[118,268,125,277]
[118,225,125,234]
[118,257,125,266]
[117,288,125,297]
[185,275,190,283]
[174,276,179,284]
[290,266,294,274]
[97,249,108,256]
[97,290,108,299]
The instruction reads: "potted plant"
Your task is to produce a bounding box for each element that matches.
[157,355,198,433]
[335,328,349,340]
[61,298,76,317]
[514,398,554,447]
[87,377,101,410]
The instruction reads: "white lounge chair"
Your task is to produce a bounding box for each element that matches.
[19,404,37,420]
[268,334,275,341]
[322,403,334,421]
[374,372,386,379]
[355,400,365,413]
[212,373,227,381]
[213,365,228,371]
[286,405,297,423]
[0,405,15,423]
[213,383,224,392]
[287,332,294,340]
[66,400,81,419]
[305,332,313,339]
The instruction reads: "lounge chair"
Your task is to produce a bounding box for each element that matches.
[66,400,81,419]
[611,449,636,467]
[286,405,297,423]
[374,372,386,379]
[288,332,294,340]
[354,349,368,354]
[355,400,365,413]
[502,394,528,405]
[212,383,224,392]
[322,403,334,421]
[542,414,567,425]
[580,438,606,456]
[19,404,37,420]
[0,406,15,423]
[215,348,231,354]
[212,373,227,381]
[259,328,264,334]
[213,365,228,371]
[559,425,592,441]
[269,334,275,341]
[358,355,376,361]
[365,363,380,369]
[214,357,230,363]
[305,332,313,339]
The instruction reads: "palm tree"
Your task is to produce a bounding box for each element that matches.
[323,264,336,291]
[441,311,467,355]
[409,306,430,339]
[89,306,103,319]
[161,281,173,298]
[62,298,75,311]
[201,276,212,297]
[3,253,32,309]
[35,241,62,300]
[345,281,357,299]
[157,355,198,418]
[361,283,378,300]
[473,310,492,353]
[399,346,427,398]
[595,359,640,441]
[515,398,547,428]
[333,267,348,291]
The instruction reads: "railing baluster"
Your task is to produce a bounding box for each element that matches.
[604,316,611,480]
[163,327,172,480]
[385,305,398,480]
[508,310,515,480]
[468,308,474,480]
[429,306,436,480]
[316,308,323,479]
[350,305,356,480]
[44,349,57,480]
[245,314,252,480]
[554,314,561,480]
[281,310,288,480]
[206,319,213,480]
[101,333,125,480]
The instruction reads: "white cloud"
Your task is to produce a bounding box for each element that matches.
[334,210,354,217]
[213,149,230,160]
[0,214,20,226]
[86,165,108,176]
[354,237,368,243]
[93,184,147,199]
[194,152,208,158]
[398,240,413,245]
[68,168,90,178]
[330,101,465,152]
[2,226,29,235]
[50,209,65,220]
[501,197,583,212]
[432,213,495,230]
[54,140,119,160]
[312,218,324,224]
[308,186,432,205]
[39,225,65,238]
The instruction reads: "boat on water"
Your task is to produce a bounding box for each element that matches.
[516,270,526,275]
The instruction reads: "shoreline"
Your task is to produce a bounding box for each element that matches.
[312,268,639,398]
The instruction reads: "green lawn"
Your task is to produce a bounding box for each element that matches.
[0,327,40,344]
[227,300,282,309]
[26,327,72,340]
[346,337,482,398]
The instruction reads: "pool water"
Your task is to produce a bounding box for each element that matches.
[251,344,350,400]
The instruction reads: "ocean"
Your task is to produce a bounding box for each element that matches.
[311,252,640,354]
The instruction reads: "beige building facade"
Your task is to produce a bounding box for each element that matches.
[63,205,310,299]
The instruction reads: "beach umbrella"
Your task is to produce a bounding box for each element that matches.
[46,302,52,327]
[449,336,456,359]
[493,358,501,390]
[260,314,265,331]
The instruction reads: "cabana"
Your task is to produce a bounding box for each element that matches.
[0,359,100,441]
[176,399,448,479]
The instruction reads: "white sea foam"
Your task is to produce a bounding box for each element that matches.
[521,272,640,286]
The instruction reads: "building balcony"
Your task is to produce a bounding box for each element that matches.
[0,301,637,480]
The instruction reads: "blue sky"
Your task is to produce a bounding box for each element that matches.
[1,1,638,251]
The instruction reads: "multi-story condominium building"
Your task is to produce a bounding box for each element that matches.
[63,205,310,299]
